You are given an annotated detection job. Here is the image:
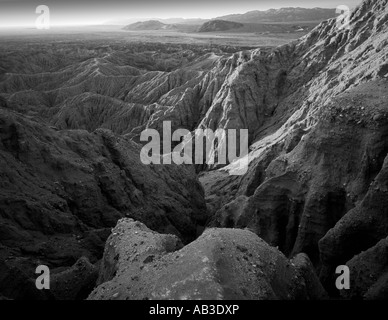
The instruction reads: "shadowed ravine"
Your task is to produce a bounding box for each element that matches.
[0,0,388,300]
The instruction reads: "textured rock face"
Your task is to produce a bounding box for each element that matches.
[0,43,236,138]
[208,80,388,262]
[200,0,388,296]
[0,107,207,299]
[88,218,326,300]
[205,79,388,293]
[0,0,387,300]
[339,237,388,300]
[2,0,384,151]
[291,253,328,300]
[1,2,387,147]
[318,133,388,293]
[198,20,244,32]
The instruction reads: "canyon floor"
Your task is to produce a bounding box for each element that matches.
[1,0,388,300]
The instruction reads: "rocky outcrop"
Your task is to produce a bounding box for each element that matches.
[0,43,233,137]
[208,79,388,247]
[0,107,207,299]
[1,2,387,149]
[291,253,328,300]
[205,78,388,294]
[123,20,171,31]
[89,218,326,300]
[338,237,388,300]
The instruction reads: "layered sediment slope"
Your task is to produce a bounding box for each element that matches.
[0,43,240,137]
[202,0,388,297]
[0,0,387,300]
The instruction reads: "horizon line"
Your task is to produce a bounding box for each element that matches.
[0,5,350,29]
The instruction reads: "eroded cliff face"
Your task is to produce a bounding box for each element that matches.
[0,107,207,299]
[0,3,387,146]
[202,0,388,297]
[0,0,387,300]
[2,2,384,147]
[88,218,327,300]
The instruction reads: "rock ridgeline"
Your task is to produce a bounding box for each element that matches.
[88,218,327,300]
[0,0,387,300]
[198,20,244,32]
[2,1,386,149]
[202,0,388,298]
[123,20,173,31]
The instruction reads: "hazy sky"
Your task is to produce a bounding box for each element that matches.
[0,0,363,27]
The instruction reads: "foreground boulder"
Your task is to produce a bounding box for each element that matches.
[89,218,326,300]
[201,1,388,290]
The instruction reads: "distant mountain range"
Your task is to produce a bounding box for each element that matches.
[121,7,337,33]
[216,7,336,23]
[122,20,199,33]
